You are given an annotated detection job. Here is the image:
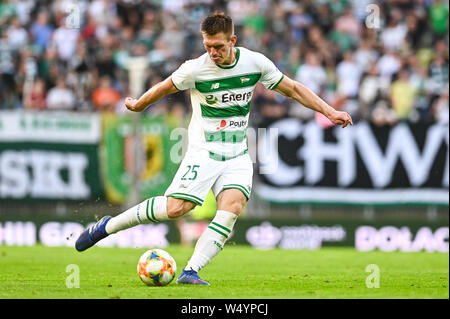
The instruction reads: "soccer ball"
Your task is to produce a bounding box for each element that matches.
[137,248,177,286]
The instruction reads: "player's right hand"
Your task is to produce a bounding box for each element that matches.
[329,110,353,128]
[125,97,139,112]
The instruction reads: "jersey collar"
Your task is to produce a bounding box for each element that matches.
[216,47,240,69]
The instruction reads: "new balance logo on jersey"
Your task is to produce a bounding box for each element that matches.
[211,83,220,90]
[240,77,250,84]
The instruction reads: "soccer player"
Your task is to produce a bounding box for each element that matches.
[75,12,353,285]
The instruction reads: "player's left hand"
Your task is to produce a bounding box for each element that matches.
[329,110,353,128]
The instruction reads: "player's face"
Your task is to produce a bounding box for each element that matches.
[202,32,237,65]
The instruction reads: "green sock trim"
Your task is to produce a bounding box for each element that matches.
[150,197,159,222]
[208,225,229,238]
[211,221,232,234]
[146,199,157,223]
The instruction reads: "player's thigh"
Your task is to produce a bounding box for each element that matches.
[216,188,247,215]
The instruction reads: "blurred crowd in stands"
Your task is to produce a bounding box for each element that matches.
[0,0,448,126]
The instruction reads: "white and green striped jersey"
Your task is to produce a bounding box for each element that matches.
[171,46,284,161]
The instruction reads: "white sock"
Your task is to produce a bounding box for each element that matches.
[184,210,238,272]
[105,196,168,234]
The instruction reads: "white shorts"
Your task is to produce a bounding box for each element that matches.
[164,148,253,206]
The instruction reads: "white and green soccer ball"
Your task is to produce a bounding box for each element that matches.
[137,248,177,286]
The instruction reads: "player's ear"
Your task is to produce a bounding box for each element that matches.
[230,34,237,46]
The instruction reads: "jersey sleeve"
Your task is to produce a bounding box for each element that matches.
[171,60,195,91]
[256,53,284,90]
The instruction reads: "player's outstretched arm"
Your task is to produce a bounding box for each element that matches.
[274,75,353,128]
[125,76,179,112]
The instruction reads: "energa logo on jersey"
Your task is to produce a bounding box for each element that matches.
[205,91,253,105]
[205,95,218,105]
[222,91,252,103]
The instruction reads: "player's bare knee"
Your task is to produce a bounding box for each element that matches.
[217,189,247,214]
[234,199,247,214]
[221,198,246,215]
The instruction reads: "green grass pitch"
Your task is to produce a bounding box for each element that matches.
[0,245,448,299]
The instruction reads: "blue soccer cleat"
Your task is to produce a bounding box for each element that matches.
[176,269,210,285]
[75,216,111,252]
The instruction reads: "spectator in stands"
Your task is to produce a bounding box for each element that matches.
[429,0,449,38]
[0,1,16,26]
[336,51,362,100]
[359,62,384,120]
[377,48,402,81]
[404,10,425,51]
[0,30,15,92]
[381,9,408,52]
[95,47,117,80]
[49,15,80,62]
[313,3,333,34]
[354,38,379,73]
[6,16,28,51]
[390,69,417,120]
[431,85,449,124]
[334,5,361,43]
[14,0,35,26]
[159,14,187,60]
[330,5,361,53]
[46,77,77,110]
[287,4,312,43]
[23,78,47,110]
[295,52,327,96]
[428,53,449,98]
[408,54,432,120]
[30,11,54,54]
[92,75,121,112]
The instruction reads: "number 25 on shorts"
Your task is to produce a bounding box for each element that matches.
[181,165,200,181]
